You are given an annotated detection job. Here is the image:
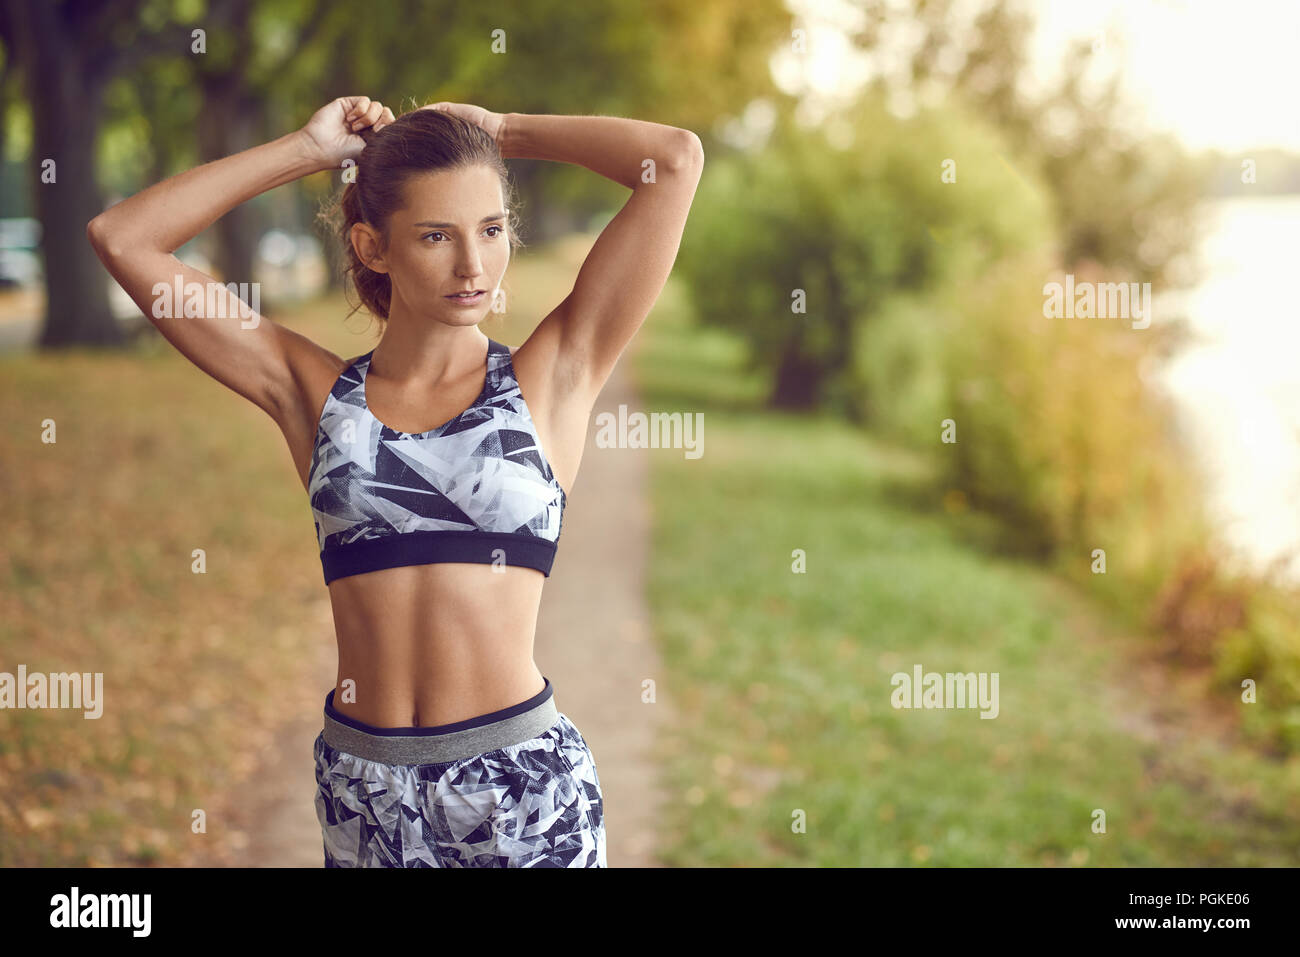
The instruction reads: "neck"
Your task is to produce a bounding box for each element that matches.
[369,304,491,384]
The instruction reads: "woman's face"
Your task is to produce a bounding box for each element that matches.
[354,164,511,324]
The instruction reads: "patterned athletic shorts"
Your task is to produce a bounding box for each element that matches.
[313,676,606,867]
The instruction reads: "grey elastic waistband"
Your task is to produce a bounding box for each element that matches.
[322,678,559,765]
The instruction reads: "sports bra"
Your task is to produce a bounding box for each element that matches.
[307,338,566,585]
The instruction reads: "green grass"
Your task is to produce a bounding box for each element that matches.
[634,305,1300,866]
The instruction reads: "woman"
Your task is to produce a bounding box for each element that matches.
[86,96,704,867]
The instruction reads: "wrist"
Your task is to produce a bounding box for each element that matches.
[287,128,332,175]
[499,112,520,159]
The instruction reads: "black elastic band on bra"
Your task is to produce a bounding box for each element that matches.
[321,530,557,585]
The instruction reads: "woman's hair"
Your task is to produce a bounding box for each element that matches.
[318,107,524,326]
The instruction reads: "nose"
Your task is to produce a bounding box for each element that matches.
[455,244,485,282]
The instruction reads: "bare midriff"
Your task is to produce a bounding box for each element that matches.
[326,561,549,728]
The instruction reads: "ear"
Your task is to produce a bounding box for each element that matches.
[349,221,390,274]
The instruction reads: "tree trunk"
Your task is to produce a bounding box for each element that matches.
[10,0,122,347]
[196,71,262,289]
[192,0,261,292]
[770,340,823,410]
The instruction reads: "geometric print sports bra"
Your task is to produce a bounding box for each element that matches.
[307,337,565,585]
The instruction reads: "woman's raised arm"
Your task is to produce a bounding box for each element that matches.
[86,96,394,418]
[500,111,703,405]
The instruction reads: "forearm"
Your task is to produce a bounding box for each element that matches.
[88,130,327,257]
[500,113,699,190]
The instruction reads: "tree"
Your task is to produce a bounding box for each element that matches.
[847,0,1206,288]
[676,95,1053,414]
[0,0,150,346]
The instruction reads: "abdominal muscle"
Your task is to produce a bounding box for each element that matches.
[325,561,548,728]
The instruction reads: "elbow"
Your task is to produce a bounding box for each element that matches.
[86,214,107,252]
[86,214,122,261]
[685,130,704,165]
[669,130,704,173]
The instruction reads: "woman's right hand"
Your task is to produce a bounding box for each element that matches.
[298,96,396,170]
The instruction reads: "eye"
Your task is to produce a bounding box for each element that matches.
[421,225,504,243]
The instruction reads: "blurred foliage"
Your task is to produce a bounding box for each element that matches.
[677,94,1053,415]
[100,0,793,241]
[849,0,1211,290]
[933,252,1211,577]
[1216,581,1300,752]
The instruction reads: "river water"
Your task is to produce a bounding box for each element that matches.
[1152,194,1300,585]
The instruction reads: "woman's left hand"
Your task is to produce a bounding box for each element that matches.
[421,101,507,145]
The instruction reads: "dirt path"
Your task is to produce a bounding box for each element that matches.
[233,334,668,867]
[224,598,335,867]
